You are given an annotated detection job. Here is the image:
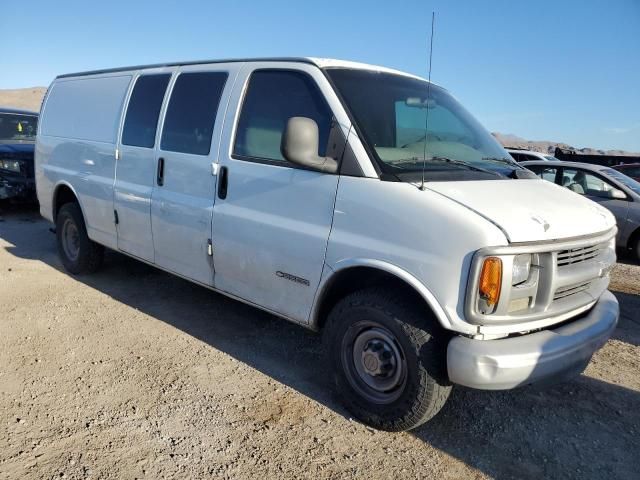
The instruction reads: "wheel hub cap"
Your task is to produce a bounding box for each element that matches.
[342,324,408,404]
[361,340,395,376]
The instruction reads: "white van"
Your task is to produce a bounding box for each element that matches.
[36,58,619,431]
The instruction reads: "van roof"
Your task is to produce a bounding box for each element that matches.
[55,57,426,82]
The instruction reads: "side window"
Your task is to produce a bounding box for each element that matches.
[122,74,171,148]
[161,72,228,155]
[528,165,557,182]
[233,70,332,163]
[562,168,614,197]
[509,153,522,162]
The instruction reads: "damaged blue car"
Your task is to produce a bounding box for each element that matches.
[0,107,38,202]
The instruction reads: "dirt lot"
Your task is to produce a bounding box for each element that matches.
[1,205,639,480]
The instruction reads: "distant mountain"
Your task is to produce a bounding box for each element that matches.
[0,87,47,112]
[493,132,640,157]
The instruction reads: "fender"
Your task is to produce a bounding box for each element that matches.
[310,257,456,332]
[52,180,87,223]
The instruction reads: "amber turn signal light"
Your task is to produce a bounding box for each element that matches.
[479,257,502,307]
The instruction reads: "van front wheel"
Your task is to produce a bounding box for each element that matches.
[56,203,104,274]
[324,288,451,431]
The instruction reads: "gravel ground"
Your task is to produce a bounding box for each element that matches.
[1,205,639,480]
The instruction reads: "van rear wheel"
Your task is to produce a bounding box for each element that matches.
[56,203,104,274]
[324,287,451,431]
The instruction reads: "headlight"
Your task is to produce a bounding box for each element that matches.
[512,254,532,286]
[0,159,22,173]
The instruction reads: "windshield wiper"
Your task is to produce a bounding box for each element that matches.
[389,156,506,178]
[429,156,506,177]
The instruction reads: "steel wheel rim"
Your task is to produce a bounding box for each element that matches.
[62,218,80,262]
[341,321,407,404]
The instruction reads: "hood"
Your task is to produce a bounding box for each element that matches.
[0,142,35,154]
[425,179,616,243]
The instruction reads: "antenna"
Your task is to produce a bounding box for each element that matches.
[420,11,435,191]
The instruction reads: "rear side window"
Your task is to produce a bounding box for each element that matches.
[122,74,171,148]
[233,70,332,163]
[41,75,131,143]
[161,72,228,155]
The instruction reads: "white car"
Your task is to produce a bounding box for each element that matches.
[507,148,559,163]
[36,58,619,431]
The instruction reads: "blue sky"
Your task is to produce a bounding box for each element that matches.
[2,0,639,151]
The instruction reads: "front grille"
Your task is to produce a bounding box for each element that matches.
[552,238,611,301]
[467,228,615,327]
[553,281,591,300]
[557,243,605,267]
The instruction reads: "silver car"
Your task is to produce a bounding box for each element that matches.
[523,160,640,260]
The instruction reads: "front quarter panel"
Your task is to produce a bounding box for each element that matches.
[621,197,640,246]
[325,177,508,333]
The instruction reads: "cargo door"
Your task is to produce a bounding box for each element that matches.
[114,70,173,262]
[150,66,237,285]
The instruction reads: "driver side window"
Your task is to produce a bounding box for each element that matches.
[233,70,332,165]
[562,168,614,197]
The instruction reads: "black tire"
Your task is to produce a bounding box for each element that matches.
[56,202,104,274]
[324,287,451,432]
[633,236,640,263]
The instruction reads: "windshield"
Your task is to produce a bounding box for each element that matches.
[606,168,640,195]
[545,155,559,161]
[327,69,518,181]
[0,113,38,141]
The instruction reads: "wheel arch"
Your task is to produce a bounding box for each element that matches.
[52,181,84,223]
[310,259,452,332]
[627,225,640,253]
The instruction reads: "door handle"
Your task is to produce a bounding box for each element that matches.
[157,157,165,186]
[217,166,228,199]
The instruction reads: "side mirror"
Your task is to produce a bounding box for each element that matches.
[281,117,338,173]
[610,188,627,200]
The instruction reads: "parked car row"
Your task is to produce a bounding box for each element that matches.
[506,146,640,184]
[506,147,559,162]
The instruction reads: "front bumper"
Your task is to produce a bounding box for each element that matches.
[0,174,35,201]
[447,290,619,390]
